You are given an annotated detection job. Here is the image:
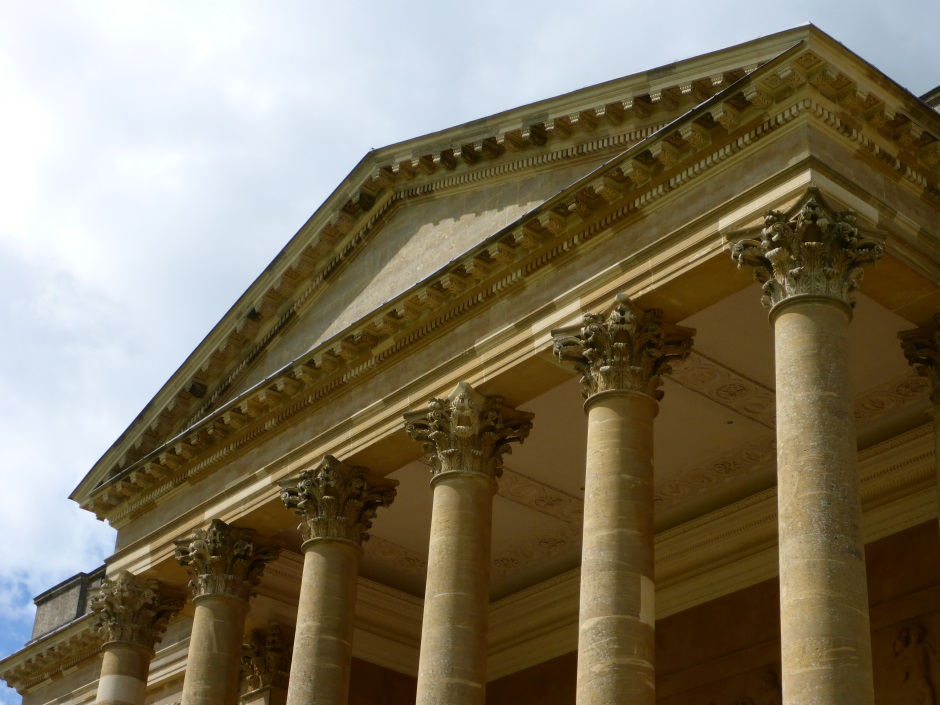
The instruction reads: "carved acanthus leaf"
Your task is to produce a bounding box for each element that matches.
[731,195,883,309]
[552,293,694,400]
[899,315,940,405]
[279,455,397,546]
[240,624,290,693]
[90,572,183,650]
[174,519,278,601]
[403,382,533,480]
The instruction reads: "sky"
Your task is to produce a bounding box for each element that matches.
[0,1,937,702]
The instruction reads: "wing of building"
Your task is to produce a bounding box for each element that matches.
[4,23,940,705]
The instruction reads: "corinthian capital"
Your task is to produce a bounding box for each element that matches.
[174,519,278,601]
[899,315,940,406]
[241,624,290,693]
[552,293,694,400]
[731,195,883,310]
[279,455,397,546]
[90,572,183,650]
[403,382,533,481]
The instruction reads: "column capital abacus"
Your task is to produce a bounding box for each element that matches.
[90,571,183,651]
[552,293,694,401]
[731,194,883,312]
[279,455,397,547]
[174,519,278,602]
[899,314,940,406]
[403,382,533,482]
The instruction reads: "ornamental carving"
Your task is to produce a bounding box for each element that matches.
[89,572,183,650]
[894,623,938,705]
[899,315,940,405]
[241,624,290,693]
[174,519,278,601]
[552,293,694,400]
[280,455,397,546]
[731,195,883,309]
[403,382,533,480]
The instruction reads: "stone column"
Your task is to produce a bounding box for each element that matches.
[404,382,533,705]
[90,572,183,705]
[733,196,883,705]
[552,294,693,705]
[175,519,278,705]
[279,455,397,705]
[899,314,940,534]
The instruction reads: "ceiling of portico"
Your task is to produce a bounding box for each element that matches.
[342,282,931,601]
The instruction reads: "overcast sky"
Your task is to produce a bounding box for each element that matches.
[0,2,937,702]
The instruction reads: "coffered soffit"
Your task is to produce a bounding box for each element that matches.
[72,26,940,526]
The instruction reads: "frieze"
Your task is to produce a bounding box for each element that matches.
[666,351,775,428]
[654,435,777,508]
[854,373,930,422]
[363,536,428,574]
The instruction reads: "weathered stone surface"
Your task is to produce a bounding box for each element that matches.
[405,382,532,705]
[280,458,396,705]
[175,520,277,705]
[735,197,879,705]
[553,293,693,400]
[553,294,692,705]
[731,195,883,310]
[90,573,183,705]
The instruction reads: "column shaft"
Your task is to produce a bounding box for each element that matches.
[577,391,657,705]
[181,597,248,705]
[95,643,151,705]
[285,541,360,705]
[933,410,940,536]
[774,298,873,704]
[415,473,494,705]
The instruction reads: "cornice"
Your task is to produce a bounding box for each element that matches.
[0,614,102,695]
[80,40,940,527]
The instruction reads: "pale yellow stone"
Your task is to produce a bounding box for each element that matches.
[180,597,248,705]
[415,472,494,705]
[576,391,658,705]
[94,643,151,705]
[285,541,360,705]
[772,296,874,705]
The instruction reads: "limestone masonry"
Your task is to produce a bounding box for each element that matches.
[3,24,940,705]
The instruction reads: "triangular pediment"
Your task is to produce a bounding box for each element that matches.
[72,24,940,520]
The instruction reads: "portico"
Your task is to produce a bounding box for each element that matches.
[3,24,940,705]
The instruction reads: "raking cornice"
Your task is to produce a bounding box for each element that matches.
[76,34,940,525]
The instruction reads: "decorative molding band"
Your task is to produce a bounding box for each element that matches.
[0,615,102,695]
[363,536,428,575]
[498,468,583,524]
[654,434,777,508]
[854,373,930,422]
[667,351,776,428]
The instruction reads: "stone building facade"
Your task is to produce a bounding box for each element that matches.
[3,24,940,705]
